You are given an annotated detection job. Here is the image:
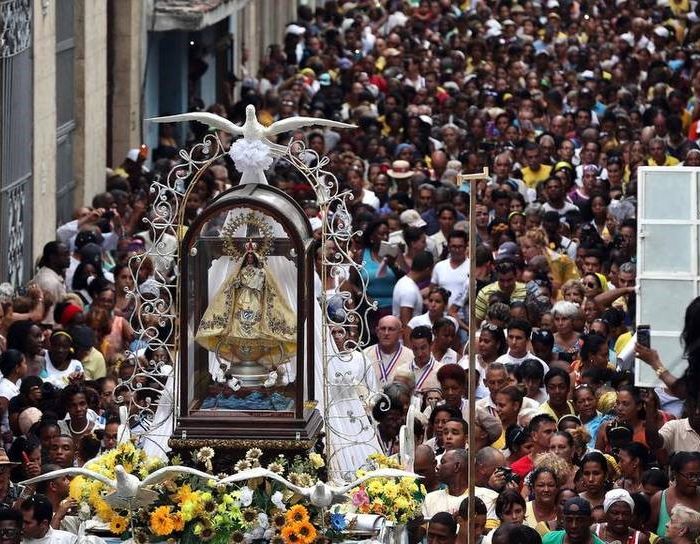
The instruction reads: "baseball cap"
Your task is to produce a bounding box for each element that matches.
[79,243,103,267]
[399,209,427,228]
[318,73,332,86]
[495,241,520,262]
[75,229,104,250]
[562,497,592,516]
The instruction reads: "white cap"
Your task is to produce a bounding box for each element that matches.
[620,32,635,46]
[654,26,670,38]
[580,70,595,80]
[126,148,140,162]
[286,24,306,36]
[485,27,502,38]
[547,0,560,7]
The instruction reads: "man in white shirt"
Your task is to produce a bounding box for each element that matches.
[392,251,434,327]
[495,320,549,374]
[428,205,457,260]
[397,326,441,393]
[32,242,71,325]
[362,315,414,386]
[20,494,77,544]
[423,449,498,525]
[431,230,469,308]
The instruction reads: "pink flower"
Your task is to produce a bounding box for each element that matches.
[352,487,370,507]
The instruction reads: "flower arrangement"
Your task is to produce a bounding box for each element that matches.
[69,445,349,543]
[68,441,166,530]
[348,453,424,524]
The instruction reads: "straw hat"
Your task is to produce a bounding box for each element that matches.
[0,448,19,466]
[387,160,415,179]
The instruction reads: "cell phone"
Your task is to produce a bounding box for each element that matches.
[637,324,651,348]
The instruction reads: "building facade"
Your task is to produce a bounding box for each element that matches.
[0,0,300,285]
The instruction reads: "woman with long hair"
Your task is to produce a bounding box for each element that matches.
[579,451,611,509]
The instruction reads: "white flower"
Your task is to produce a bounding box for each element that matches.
[245,448,263,460]
[240,486,254,507]
[228,139,273,174]
[196,446,215,462]
[235,459,252,472]
[267,462,284,474]
[78,503,91,521]
[264,529,275,540]
[251,528,264,539]
[271,491,286,511]
[257,513,269,529]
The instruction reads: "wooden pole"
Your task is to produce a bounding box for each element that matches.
[456,167,489,544]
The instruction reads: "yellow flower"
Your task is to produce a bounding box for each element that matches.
[150,506,175,536]
[296,521,317,544]
[69,476,87,501]
[308,453,325,469]
[174,484,194,505]
[281,524,302,544]
[171,513,185,532]
[367,480,383,496]
[383,482,399,500]
[394,497,410,511]
[109,514,129,535]
[94,498,115,522]
[285,505,309,524]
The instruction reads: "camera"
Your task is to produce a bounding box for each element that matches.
[496,466,520,485]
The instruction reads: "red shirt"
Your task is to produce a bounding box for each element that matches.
[510,455,534,479]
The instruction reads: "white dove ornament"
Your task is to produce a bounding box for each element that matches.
[21,464,216,510]
[148,106,356,186]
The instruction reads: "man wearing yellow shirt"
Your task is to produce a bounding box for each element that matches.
[647,137,680,166]
[520,143,553,189]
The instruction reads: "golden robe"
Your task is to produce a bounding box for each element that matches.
[195,261,297,367]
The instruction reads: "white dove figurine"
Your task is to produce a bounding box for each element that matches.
[217,467,421,508]
[148,105,356,185]
[21,464,215,509]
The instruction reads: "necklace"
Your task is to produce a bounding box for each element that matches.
[69,418,91,435]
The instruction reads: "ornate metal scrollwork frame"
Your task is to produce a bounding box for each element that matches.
[119,131,384,474]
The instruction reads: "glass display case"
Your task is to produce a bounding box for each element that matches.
[172,183,321,445]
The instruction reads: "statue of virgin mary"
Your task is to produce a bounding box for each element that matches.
[195,241,296,368]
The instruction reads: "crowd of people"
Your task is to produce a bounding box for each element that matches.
[1,0,700,542]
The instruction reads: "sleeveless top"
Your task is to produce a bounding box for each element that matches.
[594,523,642,544]
[656,489,672,537]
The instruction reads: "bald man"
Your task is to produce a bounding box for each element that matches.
[414,445,440,493]
[363,315,414,386]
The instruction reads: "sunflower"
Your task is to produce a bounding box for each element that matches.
[109,514,129,535]
[281,524,302,544]
[242,508,257,524]
[202,499,217,514]
[174,484,195,504]
[296,521,317,544]
[273,513,287,529]
[285,505,309,524]
[271,536,285,544]
[150,506,175,536]
[200,526,214,541]
[230,531,245,543]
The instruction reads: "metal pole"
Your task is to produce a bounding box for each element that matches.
[457,168,489,544]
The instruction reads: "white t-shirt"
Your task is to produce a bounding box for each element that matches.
[495,351,549,375]
[44,352,85,390]
[361,189,381,210]
[407,312,459,332]
[431,258,470,307]
[392,276,423,318]
[23,527,78,544]
[542,200,579,217]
